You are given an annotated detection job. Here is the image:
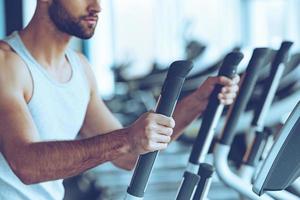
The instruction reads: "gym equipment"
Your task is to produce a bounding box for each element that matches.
[239,41,293,183]
[175,51,244,200]
[213,48,273,200]
[253,101,300,196]
[124,60,193,200]
[212,46,300,200]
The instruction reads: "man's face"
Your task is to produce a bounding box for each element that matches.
[48,0,100,39]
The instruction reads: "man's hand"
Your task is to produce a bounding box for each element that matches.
[194,75,240,105]
[127,112,175,155]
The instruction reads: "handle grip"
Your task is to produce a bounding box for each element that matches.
[193,163,214,200]
[189,52,243,164]
[251,41,293,127]
[176,172,200,200]
[126,61,193,198]
[219,48,271,145]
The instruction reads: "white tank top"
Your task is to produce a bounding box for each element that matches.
[0,32,90,200]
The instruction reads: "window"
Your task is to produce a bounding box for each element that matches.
[244,0,300,49]
[22,0,36,27]
[85,0,115,98]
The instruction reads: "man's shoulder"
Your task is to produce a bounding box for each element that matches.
[0,40,30,91]
[0,40,25,68]
[0,40,12,52]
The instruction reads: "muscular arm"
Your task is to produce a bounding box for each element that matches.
[76,54,239,169]
[0,50,131,184]
[77,54,139,170]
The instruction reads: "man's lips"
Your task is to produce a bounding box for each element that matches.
[83,17,98,25]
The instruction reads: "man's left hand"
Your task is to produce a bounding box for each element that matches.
[194,75,240,105]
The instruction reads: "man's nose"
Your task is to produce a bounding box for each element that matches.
[88,0,101,14]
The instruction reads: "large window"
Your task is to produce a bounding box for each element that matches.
[19,0,300,98]
[101,0,244,74]
[245,0,300,49]
[87,0,115,98]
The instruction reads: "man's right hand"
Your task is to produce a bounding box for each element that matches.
[127,112,175,155]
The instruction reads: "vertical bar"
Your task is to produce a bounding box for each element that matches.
[5,0,23,35]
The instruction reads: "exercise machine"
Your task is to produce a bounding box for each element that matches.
[253,101,300,196]
[175,51,244,200]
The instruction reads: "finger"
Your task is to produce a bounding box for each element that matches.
[232,75,240,84]
[221,85,239,93]
[154,115,175,128]
[222,99,234,105]
[149,142,168,151]
[154,125,173,136]
[219,93,237,100]
[151,133,172,143]
[216,76,234,86]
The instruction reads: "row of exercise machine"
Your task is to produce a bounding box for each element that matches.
[123,41,300,200]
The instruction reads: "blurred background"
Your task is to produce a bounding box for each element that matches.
[1,0,300,199]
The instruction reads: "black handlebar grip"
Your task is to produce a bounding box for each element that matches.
[126,61,193,198]
[193,163,214,200]
[219,48,271,145]
[176,172,201,200]
[189,52,244,164]
[251,41,293,127]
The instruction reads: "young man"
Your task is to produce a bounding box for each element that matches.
[0,0,239,199]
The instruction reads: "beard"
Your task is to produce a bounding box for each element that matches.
[48,0,97,39]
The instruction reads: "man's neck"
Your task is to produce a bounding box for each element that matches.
[19,11,72,69]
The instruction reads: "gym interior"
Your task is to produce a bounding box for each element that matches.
[1,0,300,200]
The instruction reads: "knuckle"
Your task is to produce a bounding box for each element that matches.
[145,131,154,140]
[145,115,153,123]
[145,123,155,132]
[222,87,227,93]
[168,128,173,136]
[166,136,171,143]
[234,75,240,82]
[162,143,168,150]
[170,118,175,128]
[234,85,239,92]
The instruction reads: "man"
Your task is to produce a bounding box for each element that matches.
[0,0,239,199]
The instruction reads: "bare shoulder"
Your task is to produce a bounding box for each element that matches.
[0,40,12,51]
[0,40,26,69]
[0,40,31,95]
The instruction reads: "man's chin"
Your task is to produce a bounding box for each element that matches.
[74,30,95,40]
[79,34,94,40]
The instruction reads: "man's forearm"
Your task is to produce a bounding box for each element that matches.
[172,92,207,140]
[9,128,130,184]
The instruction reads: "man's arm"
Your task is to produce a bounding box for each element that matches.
[0,50,174,184]
[76,53,240,169]
[77,53,140,170]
